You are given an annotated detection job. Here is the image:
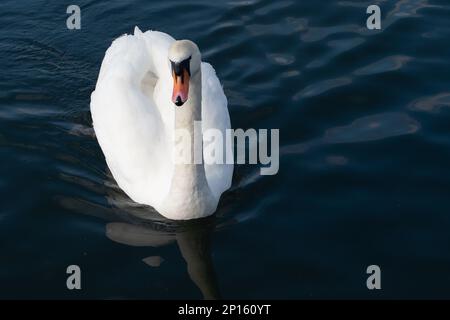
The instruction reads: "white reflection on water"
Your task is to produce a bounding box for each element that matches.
[409,92,450,113]
[353,55,413,76]
[281,112,420,155]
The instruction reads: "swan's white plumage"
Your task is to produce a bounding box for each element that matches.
[90,27,233,219]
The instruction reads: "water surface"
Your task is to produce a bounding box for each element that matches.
[1,0,450,299]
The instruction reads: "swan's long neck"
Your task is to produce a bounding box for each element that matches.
[160,70,217,219]
[173,71,206,185]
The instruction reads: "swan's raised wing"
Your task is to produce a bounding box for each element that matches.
[201,63,234,198]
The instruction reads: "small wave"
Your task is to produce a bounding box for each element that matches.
[281,112,420,155]
[293,77,352,100]
[409,92,450,113]
[354,55,412,76]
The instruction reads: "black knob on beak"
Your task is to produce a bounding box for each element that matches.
[175,96,184,106]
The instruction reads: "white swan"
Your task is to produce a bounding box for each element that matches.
[90,27,233,220]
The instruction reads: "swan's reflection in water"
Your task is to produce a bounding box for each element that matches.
[105,216,221,299]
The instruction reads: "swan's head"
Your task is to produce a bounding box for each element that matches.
[168,40,201,107]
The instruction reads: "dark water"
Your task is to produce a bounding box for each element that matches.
[1,0,450,299]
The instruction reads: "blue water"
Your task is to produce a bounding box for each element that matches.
[1,0,450,299]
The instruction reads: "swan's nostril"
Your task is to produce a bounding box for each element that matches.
[174,96,184,106]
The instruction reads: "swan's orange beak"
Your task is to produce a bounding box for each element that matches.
[172,68,190,107]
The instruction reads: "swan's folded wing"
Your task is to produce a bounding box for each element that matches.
[90,31,173,206]
[201,63,234,198]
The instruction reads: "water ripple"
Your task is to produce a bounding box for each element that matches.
[409,92,450,113]
[266,53,295,66]
[324,112,420,144]
[354,55,412,76]
[281,112,420,155]
[293,77,352,100]
[306,37,365,69]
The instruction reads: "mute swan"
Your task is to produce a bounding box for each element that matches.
[90,27,233,220]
